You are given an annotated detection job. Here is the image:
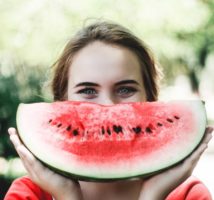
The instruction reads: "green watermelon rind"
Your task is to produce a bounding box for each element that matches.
[16,100,207,181]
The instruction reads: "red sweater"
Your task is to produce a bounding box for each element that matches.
[4,176,212,200]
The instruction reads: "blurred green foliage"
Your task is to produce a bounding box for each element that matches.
[0,66,46,158]
[0,65,46,196]
[0,0,214,198]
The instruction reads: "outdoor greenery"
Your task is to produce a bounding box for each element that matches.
[0,0,214,198]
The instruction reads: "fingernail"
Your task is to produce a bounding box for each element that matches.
[207,127,213,134]
[8,128,15,135]
[8,128,12,135]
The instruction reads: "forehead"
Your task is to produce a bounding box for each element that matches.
[69,41,142,85]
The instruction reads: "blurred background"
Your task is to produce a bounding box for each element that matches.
[0,0,214,198]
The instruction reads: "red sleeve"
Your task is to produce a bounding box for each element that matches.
[166,176,212,200]
[4,176,212,200]
[4,176,52,200]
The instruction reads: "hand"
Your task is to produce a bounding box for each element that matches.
[8,128,83,200]
[139,126,213,200]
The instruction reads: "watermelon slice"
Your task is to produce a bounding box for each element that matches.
[16,100,206,181]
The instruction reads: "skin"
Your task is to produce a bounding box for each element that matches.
[9,41,213,200]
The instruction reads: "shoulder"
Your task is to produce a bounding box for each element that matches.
[166,176,212,200]
[4,176,52,200]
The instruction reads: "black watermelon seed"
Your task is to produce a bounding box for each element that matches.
[66,125,71,131]
[174,115,180,120]
[48,119,52,123]
[157,122,163,127]
[101,126,105,134]
[107,127,111,135]
[167,118,173,123]
[145,127,152,133]
[148,123,155,130]
[73,129,79,136]
[113,125,123,134]
[132,126,141,134]
[57,123,62,127]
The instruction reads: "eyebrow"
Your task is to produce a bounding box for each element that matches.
[115,80,139,86]
[74,79,139,88]
[75,82,99,87]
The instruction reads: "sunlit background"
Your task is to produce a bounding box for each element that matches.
[0,0,214,198]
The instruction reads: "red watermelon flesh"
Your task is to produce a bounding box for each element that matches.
[16,100,206,180]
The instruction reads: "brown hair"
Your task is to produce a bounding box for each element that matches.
[51,21,161,101]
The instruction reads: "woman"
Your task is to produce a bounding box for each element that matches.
[5,21,213,200]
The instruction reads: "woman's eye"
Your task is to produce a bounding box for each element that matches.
[116,87,137,97]
[77,88,98,99]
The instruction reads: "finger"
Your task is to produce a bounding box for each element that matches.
[184,143,207,169]
[17,145,50,177]
[20,153,56,186]
[8,128,23,148]
[8,128,35,162]
[8,127,18,136]
[9,132,36,173]
[185,126,213,165]
[8,128,42,166]
[205,126,214,134]
[8,127,41,167]
[192,143,207,160]
[8,128,47,182]
[17,145,39,179]
[16,145,40,175]
[204,126,213,138]
[19,159,38,182]
[17,144,34,161]
[201,131,212,145]
[9,134,23,148]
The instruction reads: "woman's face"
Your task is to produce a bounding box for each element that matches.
[67,41,146,105]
